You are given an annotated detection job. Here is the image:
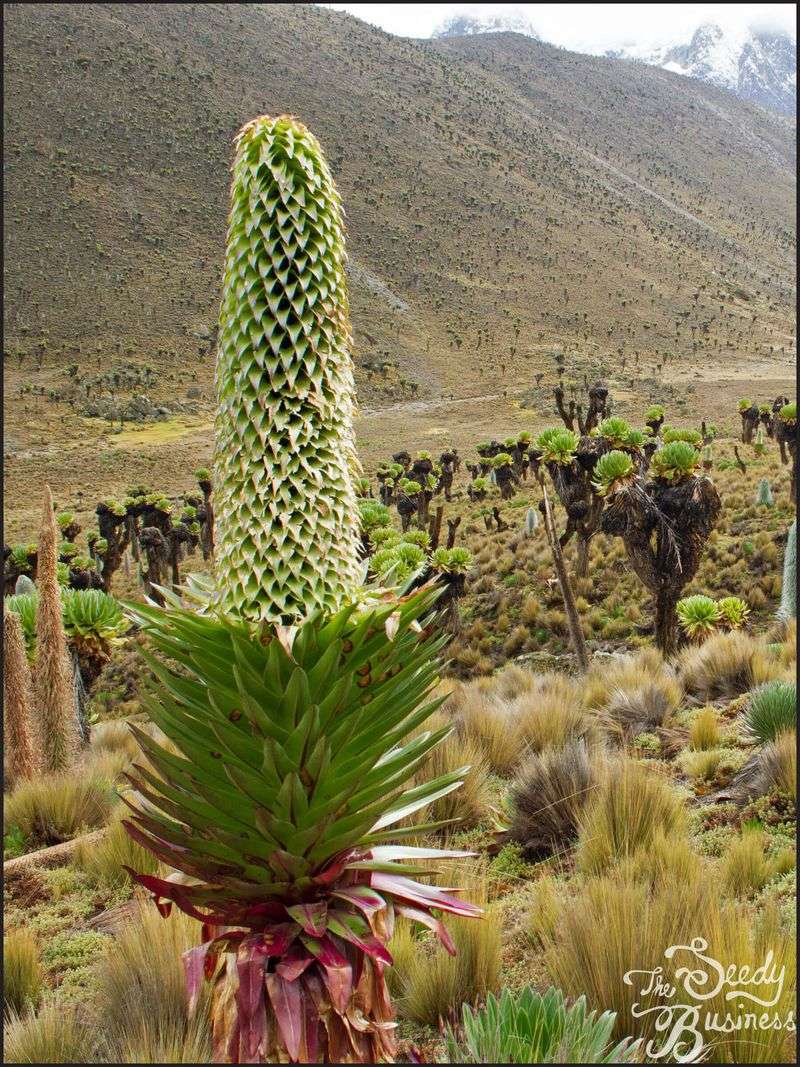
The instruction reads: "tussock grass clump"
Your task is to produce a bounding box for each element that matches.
[721,828,774,898]
[744,680,796,743]
[510,740,605,860]
[543,872,795,1061]
[449,672,595,774]
[600,677,681,738]
[677,631,781,701]
[385,919,417,1000]
[582,649,682,739]
[396,868,500,1026]
[678,747,728,782]
[690,706,721,750]
[409,711,491,830]
[449,689,522,774]
[3,929,43,1015]
[80,746,134,785]
[104,1019,212,1064]
[73,809,160,889]
[759,730,796,800]
[624,828,704,889]
[481,662,537,701]
[582,648,669,709]
[780,618,796,668]
[576,758,686,875]
[3,773,115,846]
[522,875,564,948]
[95,897,211,1059]
[3,1001,95,1064]
[508,675,597,754]
[89,719,141,762]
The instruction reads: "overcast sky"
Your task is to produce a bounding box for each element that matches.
[319,4,796,52]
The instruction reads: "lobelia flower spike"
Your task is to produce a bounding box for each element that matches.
[3,608,41,781]
[123,115,480,1065]
[36,485,79,771]
[213,114,362,625]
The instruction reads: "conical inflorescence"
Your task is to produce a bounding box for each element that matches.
[213,115,362,624]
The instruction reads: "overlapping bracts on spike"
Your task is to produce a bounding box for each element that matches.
[214,115,363,624]
[123,586,481,1063]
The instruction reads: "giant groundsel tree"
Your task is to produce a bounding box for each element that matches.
[123,115,479,1064]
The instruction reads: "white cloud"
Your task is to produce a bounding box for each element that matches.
[318,3,796,52]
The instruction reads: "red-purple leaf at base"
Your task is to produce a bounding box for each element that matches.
[286,901,328,937]
[276,943,315,982]
[396,904,456,955]
[371,872,483,917]
[235,940,268,1063]
[265,971,303,1062]
[327,910,393,966]
[300,934,353,1015]
[183,942,213,1016]
[261,922,299,957]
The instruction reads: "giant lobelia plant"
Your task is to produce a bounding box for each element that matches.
[121,115,479,1064]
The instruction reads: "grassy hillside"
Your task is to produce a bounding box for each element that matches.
[3,2,796,535]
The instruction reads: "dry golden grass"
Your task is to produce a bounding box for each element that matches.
[510,739,606,860]
[721,828,774,899]
[542,871,795,1061]
[623,828,705,890]
[95,896,211,1060]
[3,928,43,1015]
[779,619,796,668]
[690,706,722,750]
[678,747,728,782]
[677,630,785,701]
[394,865,500,1026]
[410,711,492,830]
[89,720,141,762]
[385,918,417,1001]
[104,1019,212,1064]
[520,874,564,948]
[3,772,116,845]
[73,808,160,889]
[447,688,522,775]
[583,648,671,708]
[449,670,598,774]
[576,758,686,875]
[760,729,797,800]
[582,649,683,742]
[506,675,599,755]
[3,1000,95,1064]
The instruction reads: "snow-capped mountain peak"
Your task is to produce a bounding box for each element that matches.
[609,23,796,114]
[433,11,540,41]
[432,10,795,115]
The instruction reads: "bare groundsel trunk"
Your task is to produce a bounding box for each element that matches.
[36,486,80,771]
[139,527,168,605]
[3,608,41,780]
[576,534,590,581]
[740,404,760,444]
[654,587,680,657]
[539,480,590,671]
[198,476,215,560]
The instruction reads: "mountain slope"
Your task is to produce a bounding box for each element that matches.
[3,3,796,416]
[609,23,796,116]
